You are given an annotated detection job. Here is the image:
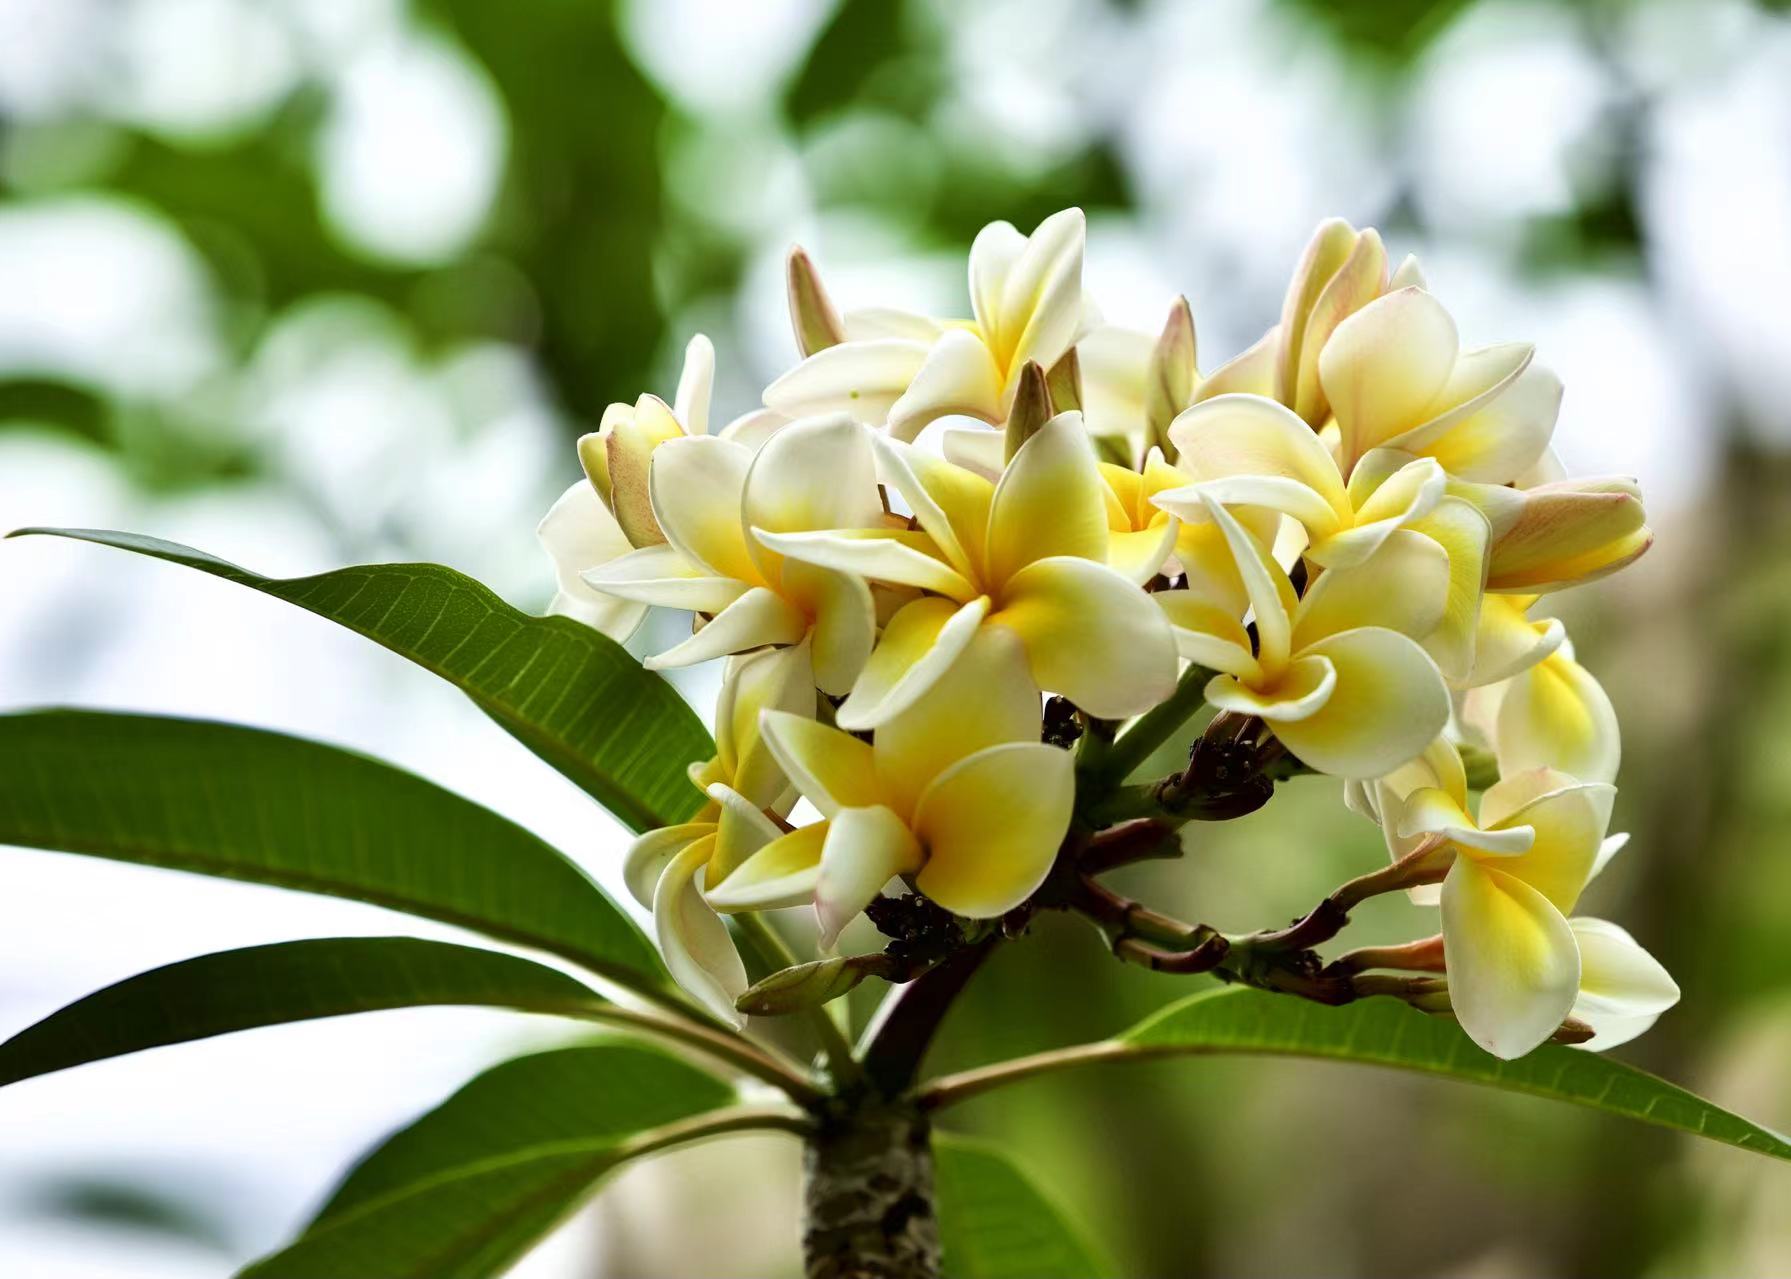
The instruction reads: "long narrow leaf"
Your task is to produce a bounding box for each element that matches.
[242,1043,753,1278]
[0,710,664,990]
[935,1135,1110,1279]
[9,529,711,831]
[0,937,608,1088]
[1118,988,1791,1163]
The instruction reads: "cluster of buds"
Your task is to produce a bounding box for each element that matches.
[539,210,1676,1060]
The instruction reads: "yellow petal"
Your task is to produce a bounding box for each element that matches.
[648,435,760,583]
[815,805,924,949]
[1466,595,1564,687]
[1480,776,1614,912]
[755,526,973,600]
[1394,786,1534,854]
[1320,287,1459,471]
[1494,645,1620,784]
[1194,494,1298,675]
[1441,857,1579,1059]
[1406,496,1493,684]
[762,338,931,426]
[871,624,1041,819]
[743,414,882,578]
[1157,591,1261,679]
[836,595,991,732]
[1403,357,1559,485]
[705,783,786,883]
[582,542,748,613]
[1268,628,1450,778]
[992,555,1179,718]
[717,640,816,805]
[986,412,1109,585]
[758,711,885,817]
[886,328,1006,440]
[782,560,876,697]
[1292,528,1449,650]
[913,742,1074,917]
[654,835,748,1027]
[1167,393,1351,531]
[982,208,1085,381]
[644,586,807,670]
[1107,524,1180,587]
[1205,655,1336,721]
[871,432,994,583]
[707,821,827,913]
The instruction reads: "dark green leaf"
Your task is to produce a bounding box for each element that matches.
[1121,987,1791,1163]
[0,710,663,990]
[8,529,712,831]
[935,1134,1110,1279]
[0,937,609,1088]
[244,1043,741,1278]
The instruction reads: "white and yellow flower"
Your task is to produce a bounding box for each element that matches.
[758,413,1178,728]
[1156,396,1491,680]
[1318,286,1562,482]
[707,627,1072,945]
[1458,474,1653,594]
[1156,493,1452,778]
[582,415,881,694]
[762,209,1088,441]
[1395,766,1616,1058]
[622,641,818,1025]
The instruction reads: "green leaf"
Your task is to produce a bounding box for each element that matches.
[0,937,609,1088]
[244,1042,744,1278]
[0,709,663,990]
[935,1134,1110,1279]
[9,529,711,832]
[1121,987,1791,1163]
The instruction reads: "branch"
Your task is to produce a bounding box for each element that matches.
[1090,663,1214,784]
[856,936,999,1096]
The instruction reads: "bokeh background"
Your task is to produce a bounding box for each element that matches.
[3,0,1790,1275]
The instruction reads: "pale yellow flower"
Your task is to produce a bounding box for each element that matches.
[1154,394,1492,680]
[1468,631,1621,785]
[1156,493,1453,778]
[1567,917,1679,1051]
[757,414,1178,728]
[1396,766,1615,1058]
[583,415,881,695]
[707,627,1071,945]
[762,209,1088,441]
[622,641,818,1025]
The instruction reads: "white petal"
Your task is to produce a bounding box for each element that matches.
[645,587,807,670]
[887,329,1005,440]
[654,837,748,1028]
[763,338,932,426]
[537,481,647,640]
[814,805,923,949]
[1441,857,1580,1060]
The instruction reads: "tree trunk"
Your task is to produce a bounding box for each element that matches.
[801,1101,940,1279]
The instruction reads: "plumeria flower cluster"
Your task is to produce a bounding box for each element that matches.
[540,210,1675,1061]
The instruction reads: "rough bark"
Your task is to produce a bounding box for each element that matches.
[801,1102,940,1279]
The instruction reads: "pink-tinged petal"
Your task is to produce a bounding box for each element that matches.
[1485,477,1651,593]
